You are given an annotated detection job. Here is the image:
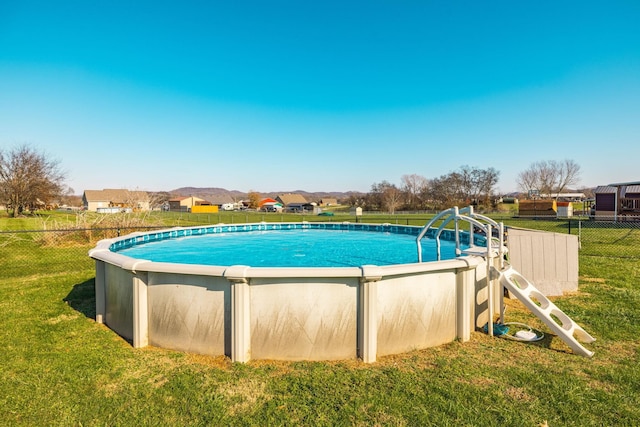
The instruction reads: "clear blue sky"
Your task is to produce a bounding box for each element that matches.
[1,1,639,195]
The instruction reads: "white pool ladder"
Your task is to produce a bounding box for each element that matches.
[418,206,595,357]
[495,265,596,357]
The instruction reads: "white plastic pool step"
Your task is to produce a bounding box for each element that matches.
[497,266,596,358]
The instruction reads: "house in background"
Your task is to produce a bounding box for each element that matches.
[82,189,150,212]
[168,196,213,212]
[276,193,311,212]
[258,198,283,212]
[594,182,640,220]
[209,195,237,210]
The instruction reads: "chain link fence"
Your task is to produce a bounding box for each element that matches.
[1,226,167,278]
[3,216,639,279]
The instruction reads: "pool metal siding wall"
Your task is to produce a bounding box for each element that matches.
[376,271,458,357]
[147,273,231,357]
[90,224,491,362]
[249,278,359,361]
[91,258,487,362]
[104,263,135,342]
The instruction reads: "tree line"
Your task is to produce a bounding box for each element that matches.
[345,166,501,213]
[346,159,582,213]
[0,144,583,217]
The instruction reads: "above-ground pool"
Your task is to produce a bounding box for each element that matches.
[90,222,496,363]
[115,225,462,267]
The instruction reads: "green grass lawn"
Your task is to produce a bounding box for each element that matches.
[1,211,639,425]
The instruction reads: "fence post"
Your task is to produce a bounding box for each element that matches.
[578,220,582,250]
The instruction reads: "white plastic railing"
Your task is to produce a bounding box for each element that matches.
[416,206,505,264]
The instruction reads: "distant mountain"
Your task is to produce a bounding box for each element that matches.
[170,187,246,200]
[169,187,363,202]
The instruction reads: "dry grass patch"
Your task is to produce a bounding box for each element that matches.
[354,409,408,427]
[98,346,190,397]
[590,342,637,367]
[248,359,304,377]
[580,276,606,284]
[45,313,79,324]
[218,377,271,416]
[457,374,497,389]
[504,385,536,402]
[181,352,233,370]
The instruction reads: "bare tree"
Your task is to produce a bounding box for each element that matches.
[461,165,500,206]
[58,186,80,207]
[148,191,172,210]
[345,193,366,209]
[515,167,538,195]
[427,166,499,209]
[555,159,582,195]
[517,159,581,198]
[401,174,429,210]
[370,181,402,214]
[0,145,65,217]
[429,173,464,209]
[117,189,151,212]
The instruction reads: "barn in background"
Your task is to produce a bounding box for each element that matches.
[594,182,640,221]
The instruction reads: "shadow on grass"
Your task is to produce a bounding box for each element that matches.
[64,277,96,320]
[513,331,580,356]
[529,333,555,350]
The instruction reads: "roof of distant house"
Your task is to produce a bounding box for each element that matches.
[83,189,149,203]
[258,198,278,207]
[276,193,308,206]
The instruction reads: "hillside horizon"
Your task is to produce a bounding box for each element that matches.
[168,187,364,202]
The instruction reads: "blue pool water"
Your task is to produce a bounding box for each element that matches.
[117,228,462,267]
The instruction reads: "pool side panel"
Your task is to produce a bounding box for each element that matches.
[248,278,359,361]
[147,272,230,357]
[104,263,135,342]
[376,270,458,357]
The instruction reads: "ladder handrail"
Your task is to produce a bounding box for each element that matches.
[416,207,452,262]
[417,206,505,264]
